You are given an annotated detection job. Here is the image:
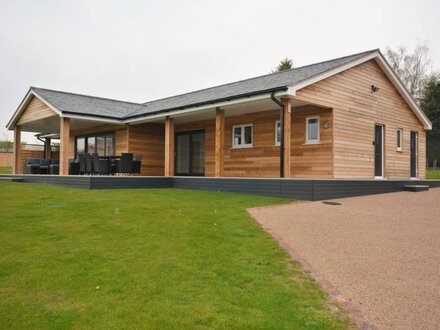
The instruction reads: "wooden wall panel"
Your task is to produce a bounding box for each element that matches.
[291,106,333,178]
[128,123,165,176]
[17,96,56,125]
[174,108,332,178]
[224,110,280,177]
[295,59,427,179]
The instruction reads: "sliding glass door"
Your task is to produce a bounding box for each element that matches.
[175,130,205,176]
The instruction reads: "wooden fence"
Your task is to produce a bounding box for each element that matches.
[0,144,60,173]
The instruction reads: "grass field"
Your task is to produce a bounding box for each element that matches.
[0,182,350,329]
[427,170,440,179]
[0,166,11,174]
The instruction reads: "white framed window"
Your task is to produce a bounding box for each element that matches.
[305,116,320,144]
[275,120,281,145]
[232,124,253,148]
[397,129,403,151]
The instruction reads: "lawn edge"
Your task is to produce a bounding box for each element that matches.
[247,207,374,330]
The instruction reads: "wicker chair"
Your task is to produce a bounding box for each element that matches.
[85,153,94,174]
[132,154,143,175]
[39,159,51,174]
[92,153,111,175]
[50,159,59,175]
[115,153,133,175]
[77,153,86,175]
[24,158,40,174]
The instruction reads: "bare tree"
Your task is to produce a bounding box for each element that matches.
[385,42,434,102]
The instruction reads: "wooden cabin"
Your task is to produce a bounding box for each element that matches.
[6,49,432,179]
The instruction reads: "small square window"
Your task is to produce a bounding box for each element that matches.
[306,116,320,144]
[275,120,281,145]
[397,129,403,151]
[232,124,253,148]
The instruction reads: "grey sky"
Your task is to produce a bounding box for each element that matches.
[1,0,439,142]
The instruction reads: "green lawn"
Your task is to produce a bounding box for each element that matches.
[0,182,351,329]
[427,170,440,179]
[0,166,11,174]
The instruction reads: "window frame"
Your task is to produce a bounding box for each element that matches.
[397,128,403,152]
[275,120,281,146]
[232,123,253,148]
[75,131,115,157]
[305,115,320,144]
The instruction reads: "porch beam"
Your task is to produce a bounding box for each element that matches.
[282,97,292,178]
[45,137,51,159]
[214,108,225,177]
[164,116,175,176]
[59,117,70,175]
[13,126,21,174]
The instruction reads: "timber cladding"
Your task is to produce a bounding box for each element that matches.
[174,107,332,178]
[295,59,426,179]
[224,110,280,177]
[128,123,165,176]
[222,107,331,178]
[16,96,56,125]
[291,105,333,178]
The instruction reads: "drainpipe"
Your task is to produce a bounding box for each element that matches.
[36,135,47,159]
[270,92,284,178]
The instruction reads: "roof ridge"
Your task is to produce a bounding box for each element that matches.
[31,87,143,106]
[139,49,379,106]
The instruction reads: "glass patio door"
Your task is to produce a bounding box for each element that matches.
[175,130,205,176]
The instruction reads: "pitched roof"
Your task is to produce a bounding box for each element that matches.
[7,48,432,130]
[128,49,377,118]
[30,49,377,120]
[32,87,144,119]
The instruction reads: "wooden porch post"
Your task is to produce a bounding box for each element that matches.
[13,126,21,174]
[59,117,70,175]
[45,137,51,159]
[282,97,292,178]
[164,116,175,176]
[215,108,225,177]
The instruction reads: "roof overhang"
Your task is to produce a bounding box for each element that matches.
[127,88,290,124]
[6,88,62,130]
[288,50,432,130]
[6,88,125,130]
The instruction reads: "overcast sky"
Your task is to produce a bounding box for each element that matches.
[1,0,439,142]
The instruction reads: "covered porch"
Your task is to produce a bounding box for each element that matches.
[131,94,333,178]
[9,88,334,178]
[10,92,129,175]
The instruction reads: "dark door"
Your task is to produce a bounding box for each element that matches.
[374,125,383,177]
[175,130,205,176]
[410,131,417,178]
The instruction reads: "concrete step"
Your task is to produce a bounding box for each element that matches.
[403,185,429,192]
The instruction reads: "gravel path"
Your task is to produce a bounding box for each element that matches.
[248,189,440,330]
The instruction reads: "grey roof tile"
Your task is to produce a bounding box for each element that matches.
[32,49,377,120]
[31,87,144,119]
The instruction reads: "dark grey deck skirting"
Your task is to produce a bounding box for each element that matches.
[1,175,439,201]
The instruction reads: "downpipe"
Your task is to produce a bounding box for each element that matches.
[270,92,284,178]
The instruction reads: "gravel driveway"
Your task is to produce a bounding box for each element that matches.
[248,189,440,330]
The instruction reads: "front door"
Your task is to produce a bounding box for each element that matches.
[374,124,384,178]
[175,130,205,176]
[410,131,417,178]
